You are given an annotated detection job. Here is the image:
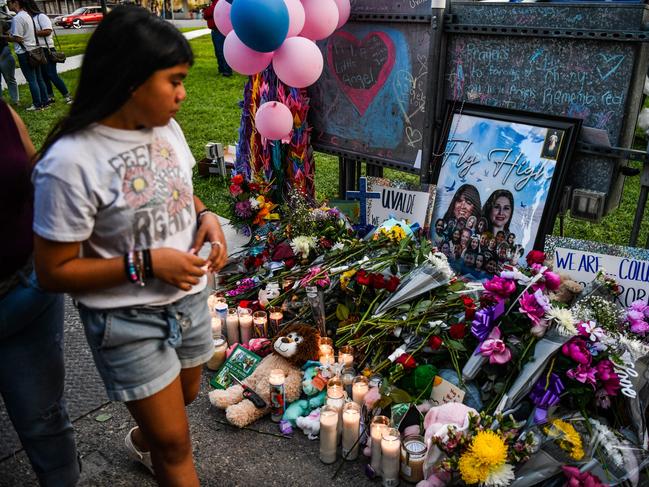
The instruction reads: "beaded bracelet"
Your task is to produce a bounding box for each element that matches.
[124,251,139,285]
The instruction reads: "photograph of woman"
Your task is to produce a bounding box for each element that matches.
[442,184,481,225]
[482,189,514,235]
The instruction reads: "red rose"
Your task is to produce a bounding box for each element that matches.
[284,257,296,269]
[319,237,333,249]
[249,182,260,193]
[395,353,417,370]
[385,276,400,292]
[229,184,242,197]
[371,273,386,289]
[526,250,546,267]
[356,270,371,286]
[461,295,476,320]
[231,174,244,185]
[272,242,294,261]
[449,323,466,340]
[429,335,443,350]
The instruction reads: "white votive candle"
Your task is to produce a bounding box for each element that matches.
[211,316,222,337]
[370,416,390,473]
[381,428,401,487]
[338,345,354,368]
[319,405,339,464]
[226,307,239,344]
[341,402,361,460]
[206,336,228,371]
[238,307,253,345]
[352,375,369,405]
[268,369,286,422]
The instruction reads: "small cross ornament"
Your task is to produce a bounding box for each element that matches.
[345,177,381,226]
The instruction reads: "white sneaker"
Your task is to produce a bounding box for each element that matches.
[25,105,39,111]
[124,427,154,474]
[64,95,73,105]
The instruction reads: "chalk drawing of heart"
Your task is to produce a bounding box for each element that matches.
[326,31,396,116]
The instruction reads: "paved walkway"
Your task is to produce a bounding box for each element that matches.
[14,28,210,85]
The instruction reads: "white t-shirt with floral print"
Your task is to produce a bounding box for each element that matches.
[33,119,207,309]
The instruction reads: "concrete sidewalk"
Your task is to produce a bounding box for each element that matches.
[14,28,210,85]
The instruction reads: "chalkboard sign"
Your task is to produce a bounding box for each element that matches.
[350,0,432,17]
[310,21,431,170]
[446,35,634,144]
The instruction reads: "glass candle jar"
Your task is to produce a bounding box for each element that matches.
[238,307,253,345]
[268,306,283,337]
[341,367,355,397]
[341,402,361,460]
[400,435,427,483]
[318,337,334,360]
[214,296,228,323]
[338,345,354,368]
[352,375,369,405]
[252,310,268,338]
[268,369,286,422]
[206,335,228,371]
[211,316,222,337]
[381,428,401,487]
[370,415,390,473]
[225,307,239,344]
[319,405,339,464]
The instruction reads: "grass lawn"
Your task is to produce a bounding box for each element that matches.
[6,32,648,247]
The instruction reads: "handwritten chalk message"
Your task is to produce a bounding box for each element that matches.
[547,237,649,307]
[366,179,433,227]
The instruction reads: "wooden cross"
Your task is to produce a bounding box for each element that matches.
[345,177,381,226]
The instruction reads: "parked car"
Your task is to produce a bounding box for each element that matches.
[54,6,104,29]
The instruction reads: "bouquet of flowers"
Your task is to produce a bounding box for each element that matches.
[228,173,279,231]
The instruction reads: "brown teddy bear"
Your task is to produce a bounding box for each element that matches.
[209,323,319,427]
[548,272,583,305]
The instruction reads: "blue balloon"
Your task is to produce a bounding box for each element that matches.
[231,0,289,53]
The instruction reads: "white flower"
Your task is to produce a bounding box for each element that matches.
[484,463,515,487]
[249,197,260,210]
[619,335,649,359]
[580,320,606,342]
[427,252,454,280]
[500,268,531,285]
[589,418,625,467]
[290,236,315,259]
[331,242,345,252]
[546,306,577,336]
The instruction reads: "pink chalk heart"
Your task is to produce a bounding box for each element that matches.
[326,30,395,116]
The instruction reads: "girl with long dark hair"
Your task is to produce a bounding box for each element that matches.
[33,7,226,485]
[482,189,514,235]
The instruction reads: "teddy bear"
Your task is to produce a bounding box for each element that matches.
[548,272,583,305]
[209,323,319,427]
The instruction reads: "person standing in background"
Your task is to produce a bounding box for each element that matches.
[0,4,19,106]
[32,4,72,105]
[0,98,80,486]
[2,0,48,111]
[202,0,231,77]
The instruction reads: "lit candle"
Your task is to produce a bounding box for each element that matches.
[320,354,335,366]
[319,405,339,464]
[206,335,228,371]
[211,316,222,337]
[400,435,427,483]
[341,368,355,397]
[341,402,361,461]
[238,307,253,346]
[226,307,239,344]
[370,416,390,473]
[338,345,354,368]
[268,369,286,423]
[352,375,369,405]
[318,337,334,361]
[268,306,283,336]
[327,377,345,441]
[252,310,268,338]
[381,428,401,487]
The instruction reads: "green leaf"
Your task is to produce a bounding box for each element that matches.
[446,339,467,352]
[448,281,465,292]
[95,413,112,422]
[413,300,432,315]
[375,395,393,410]
[336,304,350,321]
[388,387,413,404]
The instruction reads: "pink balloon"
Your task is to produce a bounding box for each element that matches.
[255,101,293,140]
[213,0,232,36]
[272,36,323,88]
[284,0,305,37]
[300,0,338,41]
[333,0,350,29]
[224,31,274,75]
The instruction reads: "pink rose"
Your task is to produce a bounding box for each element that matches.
[519,290,550,326]
[479,327,512,365]
[567,363,597,387]
[562,338,592,365]
[595,359,621,396]
[543,271,561,291]
[484,276,517,299]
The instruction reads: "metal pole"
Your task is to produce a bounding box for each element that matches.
[629,139,649,247]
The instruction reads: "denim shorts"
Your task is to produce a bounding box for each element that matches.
[78,288,213,402]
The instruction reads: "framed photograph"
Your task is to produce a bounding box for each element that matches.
[210,345,262,390]
[429,103,580,279]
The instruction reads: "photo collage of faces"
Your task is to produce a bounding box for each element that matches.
[432,184,525,279]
